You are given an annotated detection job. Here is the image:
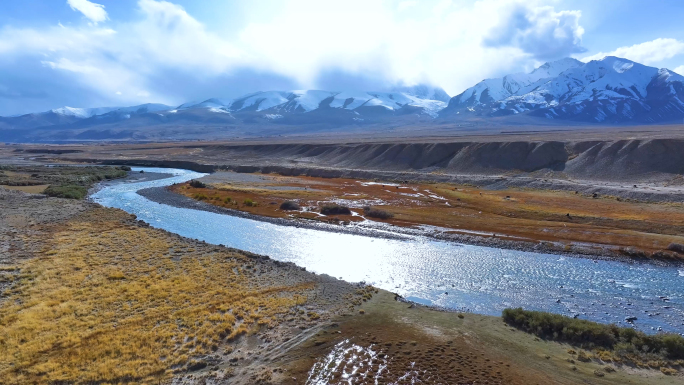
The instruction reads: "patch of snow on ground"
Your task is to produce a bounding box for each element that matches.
[306,340,388,385]
[357,181,401,187]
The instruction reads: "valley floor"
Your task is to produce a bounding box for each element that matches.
[2,187,682,384]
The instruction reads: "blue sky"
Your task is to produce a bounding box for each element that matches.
[1,0,684,115]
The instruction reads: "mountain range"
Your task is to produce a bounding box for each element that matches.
[2,56,684,142]
[442,56,684,123]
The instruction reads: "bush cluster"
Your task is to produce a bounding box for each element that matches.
[189,180,206,188]
[502,308,684,361]
[320,204,351,215]
[279,201,300,210]
[243,198,257,207]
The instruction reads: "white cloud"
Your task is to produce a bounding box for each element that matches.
[0,0,587,111]
[67,0,109,24]
[397,1,418,12]
[484,3,585,60]
[582,38,684,65]
[432,0,453,15]
[674,65,684,75]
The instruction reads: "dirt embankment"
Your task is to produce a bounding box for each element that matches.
[7,138,684,180]
[192,139,684,182]
[13,138,684,202]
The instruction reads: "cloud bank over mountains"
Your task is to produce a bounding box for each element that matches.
[0,0,683,116]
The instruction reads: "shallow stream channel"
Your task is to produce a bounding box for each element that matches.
[91,167,684,334]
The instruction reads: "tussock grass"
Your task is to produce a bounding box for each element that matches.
[0,210,311,384]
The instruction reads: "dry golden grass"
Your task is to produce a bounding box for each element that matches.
[0,184,49,194]
[0,210,311,384]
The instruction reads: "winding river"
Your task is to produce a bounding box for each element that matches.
[91,167,684,334]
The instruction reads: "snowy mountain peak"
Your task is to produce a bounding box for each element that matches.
[530,57,584,78]
[50,104,172,119]
[449,58,584,107]
[177,89,448,117]
[390,84,451,103]
[51,106,118,118]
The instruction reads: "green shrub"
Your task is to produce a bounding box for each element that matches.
[189,180,206,188]
[224,197,232,203]
[280,201,300,210]
[43,185,88,199]
[118,166,132,171]
[243,198,256,207]
[502,308,684,361]
[320,204,351,215]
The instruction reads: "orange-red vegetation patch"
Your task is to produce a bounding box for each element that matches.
[173,173,684,259]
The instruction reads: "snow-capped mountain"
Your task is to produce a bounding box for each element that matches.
[51,106,120,119]
[0,86,448,141]
[180,88,449,118]
[4,61,684,143]
[0,103,174,131]
[441,57,684,123]
[51,104,172,119]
